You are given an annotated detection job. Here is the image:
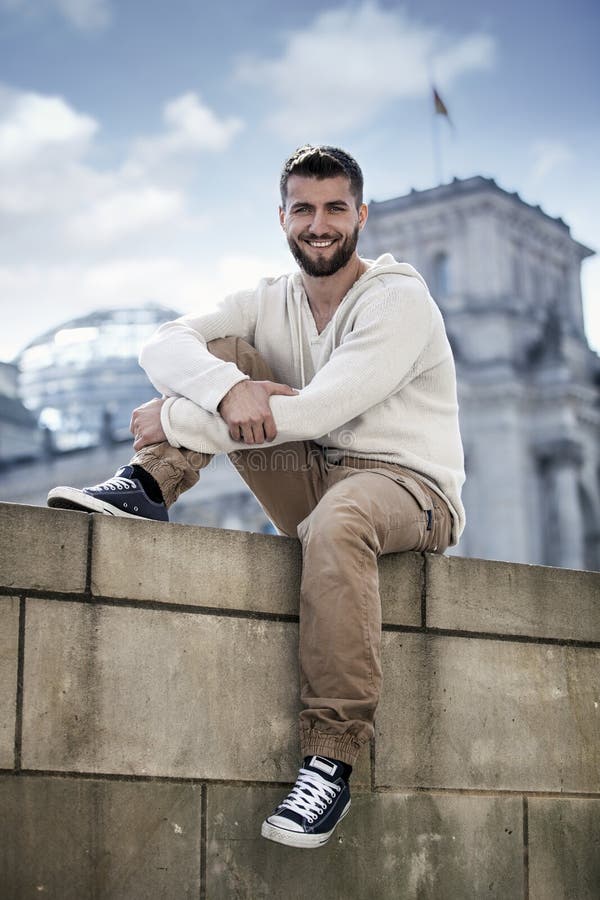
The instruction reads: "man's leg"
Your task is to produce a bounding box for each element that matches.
[296,465,452,765]
[260,463,452,848]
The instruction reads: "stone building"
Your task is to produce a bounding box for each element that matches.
[2,302,274,534]
[360,176,600,570]
[17,304,180,453]
[0,361,41,466]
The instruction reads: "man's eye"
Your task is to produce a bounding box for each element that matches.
[329,205,345,212]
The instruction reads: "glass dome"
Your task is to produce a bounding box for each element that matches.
[18,304,181,453]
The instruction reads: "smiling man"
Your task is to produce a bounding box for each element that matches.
[48,145,466,849]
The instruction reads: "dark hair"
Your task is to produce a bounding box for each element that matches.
[280,144,364,207]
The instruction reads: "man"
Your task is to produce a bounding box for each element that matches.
[48,145,465,849]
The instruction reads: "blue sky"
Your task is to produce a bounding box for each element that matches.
[0,0,599,361]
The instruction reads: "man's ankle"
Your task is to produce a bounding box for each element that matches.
[131,465,164,504]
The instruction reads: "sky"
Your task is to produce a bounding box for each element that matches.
[0,0,599,362]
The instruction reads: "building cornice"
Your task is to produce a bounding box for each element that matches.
[367,176,594,260]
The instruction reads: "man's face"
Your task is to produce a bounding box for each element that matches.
[279,175,368,278]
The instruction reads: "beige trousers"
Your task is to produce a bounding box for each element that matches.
[132,338,453,765]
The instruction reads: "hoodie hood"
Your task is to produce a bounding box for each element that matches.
[355,253,429,289]
[289,253,430,387]
[290,253,428,299]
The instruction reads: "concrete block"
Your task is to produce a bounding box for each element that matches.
[205,784,523,899]
[91,517,422,626]
[528,798,600,900]
[91,516,302,615]
[0,596,19,768]
[426,555,600,641]
[0,503,88,594]
[22,598,302,781]
[376,632,600,792]
[0,775,201,899]
[379,551,422,626]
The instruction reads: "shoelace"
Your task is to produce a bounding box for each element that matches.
[278,768,341,823]
[93,477,137,492]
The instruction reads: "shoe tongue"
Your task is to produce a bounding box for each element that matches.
[115,465,135,478]
[305,755,340,780]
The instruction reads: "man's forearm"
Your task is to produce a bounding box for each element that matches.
[160,394,307,453]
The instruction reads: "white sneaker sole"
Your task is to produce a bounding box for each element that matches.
[47,487,150,520]
[260,800,351,849]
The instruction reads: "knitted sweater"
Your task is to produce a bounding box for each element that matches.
[140,254,466,543]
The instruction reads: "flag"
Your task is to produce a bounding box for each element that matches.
[432,86,453,127]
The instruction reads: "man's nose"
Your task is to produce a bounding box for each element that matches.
[308,208,330,235]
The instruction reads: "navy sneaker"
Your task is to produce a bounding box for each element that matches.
[47,466,169,522]
[261,756,351,848]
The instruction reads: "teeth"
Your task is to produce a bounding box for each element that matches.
[308,240,334,247]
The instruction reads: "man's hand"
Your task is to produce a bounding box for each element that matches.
[130,398,167,451]
[218,380,298,444]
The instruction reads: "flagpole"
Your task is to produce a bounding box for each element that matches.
[432,102,443,185]
[431,85,452,186]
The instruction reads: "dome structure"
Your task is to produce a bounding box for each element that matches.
[17,303,181,453]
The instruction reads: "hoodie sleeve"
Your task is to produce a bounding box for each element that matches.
[160,281,436,452]
[138,288,258,414]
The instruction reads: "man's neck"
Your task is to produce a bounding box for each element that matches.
[301,254,367,328]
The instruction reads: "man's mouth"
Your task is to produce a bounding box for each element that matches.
[304,238,336,248]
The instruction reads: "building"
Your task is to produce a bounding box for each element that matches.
[360,176,600,570]
[0,361,41,465]
[3,302,274,533]
[17,304,180,453]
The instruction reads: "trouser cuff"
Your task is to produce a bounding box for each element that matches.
[300,729,364,767]
[129,450,191,508]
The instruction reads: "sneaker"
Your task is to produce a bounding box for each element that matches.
[47,465,169,522]
[261,756,351,849]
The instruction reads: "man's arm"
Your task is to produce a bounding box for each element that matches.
[159,283,436,453]
[138,288,259,414]
[130,380,298,450]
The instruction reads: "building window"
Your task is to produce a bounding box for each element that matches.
[432,252,450,298]
[512,253,522,296]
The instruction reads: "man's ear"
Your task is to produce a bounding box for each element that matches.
[279,206,286,229]
[358,203,368,230]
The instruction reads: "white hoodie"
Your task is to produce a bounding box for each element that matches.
[139,253,466,542]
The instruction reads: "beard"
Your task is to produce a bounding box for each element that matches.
[287,224,360,277]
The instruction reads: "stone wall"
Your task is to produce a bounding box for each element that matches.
[0,501,599,899]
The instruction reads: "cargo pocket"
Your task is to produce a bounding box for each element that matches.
[363,468,434,553]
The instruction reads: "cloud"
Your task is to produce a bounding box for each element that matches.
[55,0,110,30]
[0,250,291,361]
[582,259,600,354]
[236,1,494,139]
[0,86,240,252]
[0,0,111,31]
[0,87,108,234]
[0,84,252,362]
[66,186,188,245]
[0,87,98,166]
[529,140,573,183]
[127,92,244,173]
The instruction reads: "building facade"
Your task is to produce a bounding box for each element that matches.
[17,304,180,452]
[360,176,600,570]
[0,361,41,466]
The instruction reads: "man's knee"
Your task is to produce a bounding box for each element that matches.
[207,336,274,380]
[297,492,370,548]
